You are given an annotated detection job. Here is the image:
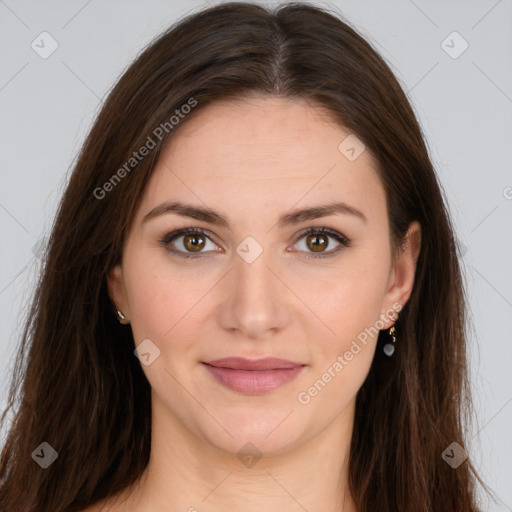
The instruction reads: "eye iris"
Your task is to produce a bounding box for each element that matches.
[306,233,328,252]
[183,234,205,252]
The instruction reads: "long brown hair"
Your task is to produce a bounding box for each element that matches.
[0,2,491,510]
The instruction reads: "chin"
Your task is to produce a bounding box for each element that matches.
[197,407,306,459]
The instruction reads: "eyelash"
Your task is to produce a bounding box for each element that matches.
[159,226,351,261]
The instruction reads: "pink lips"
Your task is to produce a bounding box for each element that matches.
[202,357,305,394]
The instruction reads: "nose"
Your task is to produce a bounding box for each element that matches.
[218,248,293,340]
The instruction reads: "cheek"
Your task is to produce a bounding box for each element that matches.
[123,253,221,355]
[288,259,389,388]
[295,276,384,418]
[293,262,388,340]
[122,253,184,341]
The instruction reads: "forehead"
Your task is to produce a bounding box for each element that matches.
[136,95,386,226]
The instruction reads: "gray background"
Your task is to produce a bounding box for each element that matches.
[0,0,511,509]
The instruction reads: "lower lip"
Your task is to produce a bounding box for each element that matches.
[202,363,305,394]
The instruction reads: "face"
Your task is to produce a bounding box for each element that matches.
[108,95,421,457]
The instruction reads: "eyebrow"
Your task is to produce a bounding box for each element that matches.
[142,200,367,228]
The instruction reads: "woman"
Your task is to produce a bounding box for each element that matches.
[0,2,490,511]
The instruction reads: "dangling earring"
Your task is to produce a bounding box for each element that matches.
[383,325,396,356]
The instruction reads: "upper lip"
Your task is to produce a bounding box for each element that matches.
[203,357,304,371]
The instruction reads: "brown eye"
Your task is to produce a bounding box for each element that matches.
[292,227,349,259]
[183,234,206,252]
[161,228,218,258]
[305,233,329,252]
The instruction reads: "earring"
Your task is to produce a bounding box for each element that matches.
[383,325,396,356]
[112,302,130,325]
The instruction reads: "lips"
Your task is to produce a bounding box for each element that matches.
[202,357,306,394]
[204,357,302,371]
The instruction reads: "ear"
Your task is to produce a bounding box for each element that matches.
[381,220,422,328]
[106,263,130,320]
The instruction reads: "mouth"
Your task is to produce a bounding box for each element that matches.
[202,357,306,394]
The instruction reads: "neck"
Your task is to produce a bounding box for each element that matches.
[113,394,358,512]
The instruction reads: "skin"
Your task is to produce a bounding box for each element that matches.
[94,95,421,512]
